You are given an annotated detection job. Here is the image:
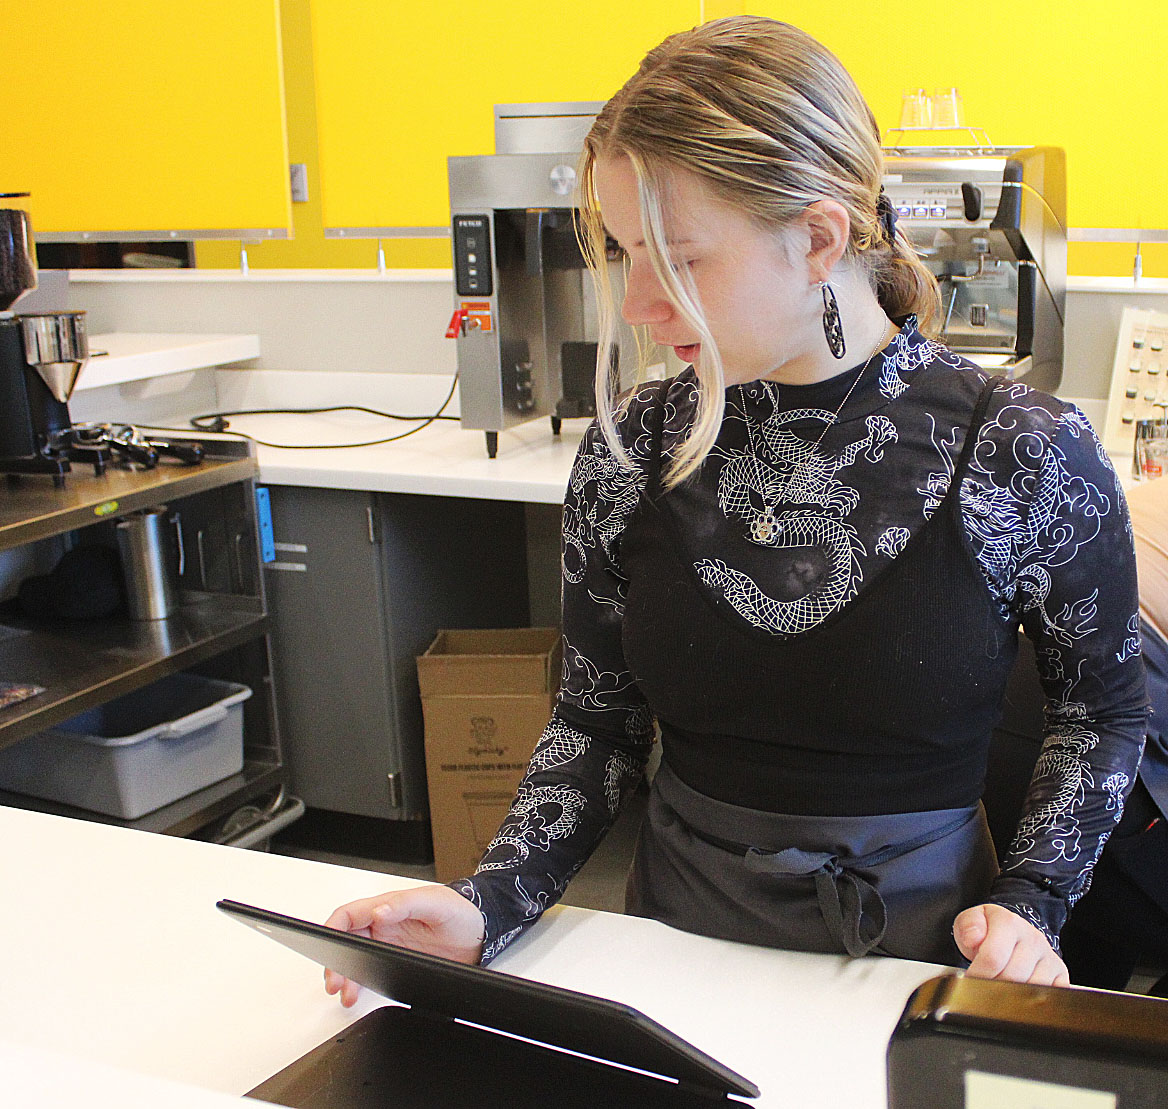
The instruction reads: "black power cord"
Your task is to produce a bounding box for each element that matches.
[181,373,460,449]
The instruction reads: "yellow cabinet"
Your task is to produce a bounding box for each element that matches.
[3,0,291,238]
[309,0,704,232]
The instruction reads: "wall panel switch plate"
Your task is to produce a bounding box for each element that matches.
[289,163,309,204]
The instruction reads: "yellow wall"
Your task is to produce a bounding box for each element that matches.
[5,0,291,236]
[202,0,1165,276]
[702,1,747,18]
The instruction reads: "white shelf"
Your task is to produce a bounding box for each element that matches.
[67,268,453,284]
[74,332,261,392]
[62,270,1164,292]
[1068,275,1168,295]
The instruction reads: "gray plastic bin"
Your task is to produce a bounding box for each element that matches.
[0,673,251,819]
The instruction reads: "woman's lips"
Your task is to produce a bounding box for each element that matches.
[672,343,701,363]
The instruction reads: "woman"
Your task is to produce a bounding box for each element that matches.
[324,17,1147,1003]
[1059,474,1168,992]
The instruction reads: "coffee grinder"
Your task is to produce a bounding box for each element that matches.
[0,192,89,484]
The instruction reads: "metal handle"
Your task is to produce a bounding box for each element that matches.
[219,796,306,849]
[163,703,229,737]
[446,307,469,338]
[234,531,247,591]
[172,512,185,578]
[525,208,546,277]
[196,529,208,589]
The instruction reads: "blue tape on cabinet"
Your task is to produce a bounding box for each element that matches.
[255,487,276,563]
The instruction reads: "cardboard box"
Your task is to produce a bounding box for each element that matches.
[417,628,561,882]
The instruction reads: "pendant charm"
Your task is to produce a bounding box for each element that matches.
[753,511,781,543]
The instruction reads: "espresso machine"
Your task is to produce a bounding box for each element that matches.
[881,146,1066,392]
[447,103,679,458]
[0,193,91,484]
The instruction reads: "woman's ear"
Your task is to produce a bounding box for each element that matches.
[799,200,851,285]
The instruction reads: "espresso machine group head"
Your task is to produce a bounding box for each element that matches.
[0,194,90,483]
[881,146,1067,392]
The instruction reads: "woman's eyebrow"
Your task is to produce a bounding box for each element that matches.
[603,230,696,249]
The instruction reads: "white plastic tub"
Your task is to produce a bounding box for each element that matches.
[0,673,251,819]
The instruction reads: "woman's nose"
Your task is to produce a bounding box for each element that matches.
[621,263,674,327]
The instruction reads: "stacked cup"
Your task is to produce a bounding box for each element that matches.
[898,88,964,130]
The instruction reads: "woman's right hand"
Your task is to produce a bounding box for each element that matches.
[322,884,486,1007]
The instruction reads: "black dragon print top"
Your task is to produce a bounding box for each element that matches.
[453,317,1149,964]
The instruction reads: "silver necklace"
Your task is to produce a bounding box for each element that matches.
[749,322,892,545]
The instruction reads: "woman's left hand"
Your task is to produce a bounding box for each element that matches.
[952,903,1070,986]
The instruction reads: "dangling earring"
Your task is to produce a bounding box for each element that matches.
[821,281,846,360]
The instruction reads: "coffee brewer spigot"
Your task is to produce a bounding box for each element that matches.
[0,193,90,483]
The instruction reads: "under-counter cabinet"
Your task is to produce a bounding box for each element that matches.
[0,439,300,844]
[262,486,530,845]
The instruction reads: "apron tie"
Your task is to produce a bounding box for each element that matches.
[744,847,886,957]
[705,810,976,958]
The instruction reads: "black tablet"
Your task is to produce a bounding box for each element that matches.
[217,898,759,1101]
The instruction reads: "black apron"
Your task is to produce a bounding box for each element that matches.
[620,377,1013,964]
[627,762,998,964]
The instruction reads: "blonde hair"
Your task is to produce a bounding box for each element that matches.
[577,16,941,487]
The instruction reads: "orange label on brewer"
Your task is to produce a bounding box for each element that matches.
[460,301,493,333]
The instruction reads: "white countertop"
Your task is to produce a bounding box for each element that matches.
[0,1041,264,1109]
[197,369,583,504]
[188,372,1121,504]
[238,411,583,504]
[0,806,943,1106]
[102,367,1125,505]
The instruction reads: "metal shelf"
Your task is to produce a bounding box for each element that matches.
[0,594,268,750]
[0,437,295,842]
[0,450,256,552]
[0,757,284,837]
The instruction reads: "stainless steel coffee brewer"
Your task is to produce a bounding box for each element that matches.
[447,120,1067,457]
[881,146,1066,392]
[0,193,90,484]
[447,103,679,458]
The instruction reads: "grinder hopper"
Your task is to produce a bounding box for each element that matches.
[19,311,89,404]
[2,194,87,404]
[0,193,89,478]
[0,193,37,312]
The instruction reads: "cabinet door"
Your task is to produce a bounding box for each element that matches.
[310,0,703,230]
[3,0,291,237]
[373,491,532,822]
[263,486,532,823]
[264,486,402,819]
